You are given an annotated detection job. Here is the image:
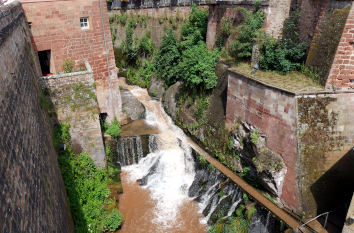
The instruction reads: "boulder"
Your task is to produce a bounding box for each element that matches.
[148,77,165,99]
[120,90,146,124]
[163,81,183,118]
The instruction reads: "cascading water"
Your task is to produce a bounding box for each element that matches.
[117,80,282,233]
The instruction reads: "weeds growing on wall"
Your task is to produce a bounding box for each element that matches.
[63,59,74,73]
[102,117,121,139]
[54,123,122,233]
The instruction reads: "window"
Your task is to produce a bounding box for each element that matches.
[80,17,89,29]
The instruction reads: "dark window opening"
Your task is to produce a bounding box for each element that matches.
[28,22,32,29]
[38,50,51,76]
[99,113,108,130]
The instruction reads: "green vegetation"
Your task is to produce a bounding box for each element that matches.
[229,4,265,60]
[63,59,74,73]
[103,117,121,139]
[250,133,258,145]
[54,123,122,233]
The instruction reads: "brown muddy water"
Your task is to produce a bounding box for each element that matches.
[117,171,206,233]
[116,78,207,233]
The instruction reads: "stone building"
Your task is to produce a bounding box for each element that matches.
[20,0,122,122]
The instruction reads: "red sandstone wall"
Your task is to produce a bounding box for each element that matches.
[326,3,354,89]
[21,0,121,122]
[226,71,300,211]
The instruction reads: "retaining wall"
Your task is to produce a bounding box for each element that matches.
[40,60,106,167]
[226,69,354,217]
[0,2,74,232]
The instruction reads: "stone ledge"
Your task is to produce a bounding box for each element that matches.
[40,59,93,80]
[228,68,354,96]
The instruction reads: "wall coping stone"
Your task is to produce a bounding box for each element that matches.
[228,68,354,97]
[40,59,93,80]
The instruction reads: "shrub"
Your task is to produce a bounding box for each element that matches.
[55,123,122,233]
[116,13,127,26]
[126,61,154,88]
[180,4,208,41]
[154,28,181,86]
[229,5,265,60]
[105,117,121,139]
[176,42,219,90]
[63,59,74,73]
[259,10,307,73]
[216,17,232,48]
[138,30,154,57]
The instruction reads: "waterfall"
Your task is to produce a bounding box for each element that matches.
[117,135,158,167]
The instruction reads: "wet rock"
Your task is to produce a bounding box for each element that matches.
[163,81,183,118]
[121,90,146,123]
[249,206,282,233]
[148,77,165,99]
[137,157,160,186]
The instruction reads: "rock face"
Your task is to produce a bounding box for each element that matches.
[148,77,165,99]
[121,89,146,124]
[230,121,287,198]
[162,81,183,118]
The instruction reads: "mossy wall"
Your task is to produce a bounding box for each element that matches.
[40,70,106,167]
[305,3,351,85]
[110,7,192,49]
[296,93,354,217]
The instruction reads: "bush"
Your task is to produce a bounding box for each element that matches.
[55,123,122,233]
[154,28,181,86]
[105,117,121,139]
[259,10,307,73]
[180,4,208,41]
[177,42,219,90]
[216,17,232,48]
[229,5,265,60]
[138,30,154,57]
[126,61,154,88]
[63,59,74,73]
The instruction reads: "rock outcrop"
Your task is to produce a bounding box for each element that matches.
[120,89,146,124]
[162,81,183,118]
[148,77,165,99]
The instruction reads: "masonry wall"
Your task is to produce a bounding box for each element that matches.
[40,61,106,167]
[226,71,300,211]
[326,3,354,89]
[0,2,74,232]
[110,7,192,49]
[20,0,122,122]
[303,0,352,86]
[296,92,354,217]
[205,0,292,49]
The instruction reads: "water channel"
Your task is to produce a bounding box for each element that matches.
[116,79,280,233]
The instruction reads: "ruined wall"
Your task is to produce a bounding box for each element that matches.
[226,71,300,211]
[110,7,192,49]
[0,2,74,232]
[20,0,121,122]
[296,93,354,217]
[326,3,354,89]
[40,61,106,167]
[206,0,293,49]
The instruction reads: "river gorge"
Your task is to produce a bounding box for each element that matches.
[113,79,282,233]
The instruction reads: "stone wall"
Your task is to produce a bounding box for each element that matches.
[296,92,354,217]
[226,69,354,217]
[303,0,352,86]
[20,0,122,122]
[110,6,192,49]
[326,3,354,89]
[226,71,299,211]
[0,2,74,232]
[40,60,106,167]
[206,0,292,49]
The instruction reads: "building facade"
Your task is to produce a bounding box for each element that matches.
[20,0,121,122]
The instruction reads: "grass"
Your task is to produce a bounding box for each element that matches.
[228,61,324,93]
